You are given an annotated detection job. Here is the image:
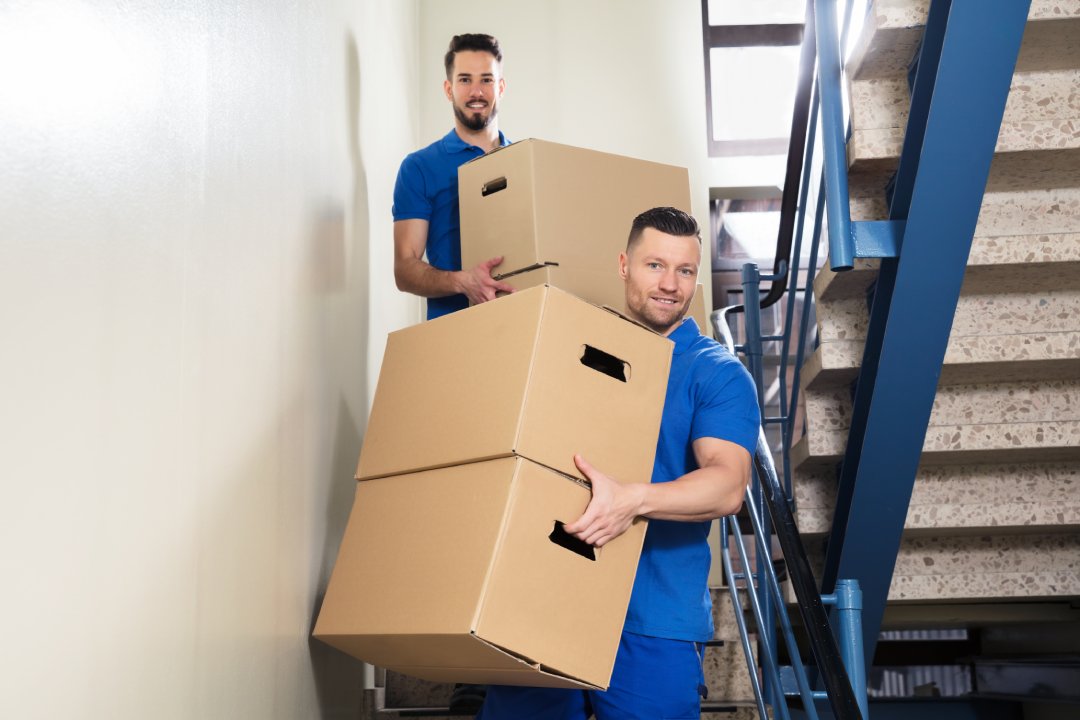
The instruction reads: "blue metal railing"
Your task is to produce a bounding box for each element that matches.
[711,0,871,717]
[713,0,1031,715]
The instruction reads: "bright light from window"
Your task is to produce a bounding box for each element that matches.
[709,45,800,143]
[708,0,805,25]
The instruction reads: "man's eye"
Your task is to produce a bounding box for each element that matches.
[647,263,662,270]
[680,268,696,276]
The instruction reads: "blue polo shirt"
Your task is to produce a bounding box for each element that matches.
[623,317,761,642]
[392,129,510,319]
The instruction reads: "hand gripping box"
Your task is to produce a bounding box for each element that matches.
[356,285,673,486]
[458,139,692,313]
[313,456,647,689]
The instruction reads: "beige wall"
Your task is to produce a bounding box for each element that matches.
[0,1,417,717]
[417,0,786,252]
[0,1,785,716]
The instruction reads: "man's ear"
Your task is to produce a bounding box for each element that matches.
[444,79,453,101]
[618,251,629,280]
[498,77,506,97]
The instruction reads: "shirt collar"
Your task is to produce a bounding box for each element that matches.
[668,317,702,355]
[441,128,510,155]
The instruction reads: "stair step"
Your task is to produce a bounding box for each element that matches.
[815,233,1080,303]
[850,68,1080,157]
[804,532,1080,603]
[818,292,1080,346]
[793,379,1080,470]
[803,329,1080,390]
[846,0,1080,81]
[704,640,757,704]
[794,462,1080,536]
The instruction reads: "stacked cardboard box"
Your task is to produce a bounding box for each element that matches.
[459,139,701,320]
[316,286,673,688]
[316,141,697,690]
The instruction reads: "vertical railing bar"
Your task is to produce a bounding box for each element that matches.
[815,0,854,271]
[743,490,822,720]
[786,175,828,500]
[720,516,771,720]
[728,514,793,720]
[780,77,822,505]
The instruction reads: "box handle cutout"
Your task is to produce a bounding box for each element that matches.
[549,521,596,561]
[481,177,508,197]
[580,345,629,383]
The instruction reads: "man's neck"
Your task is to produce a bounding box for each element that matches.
[454,123,501,153]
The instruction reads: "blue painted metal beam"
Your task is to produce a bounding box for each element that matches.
[820,0,1031,665]
[852,220,903,259]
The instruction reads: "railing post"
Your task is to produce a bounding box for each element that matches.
[814,0,854,271]
[822,579,868,719]
[739,262,779,708]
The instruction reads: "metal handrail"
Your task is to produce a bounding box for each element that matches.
[714,312,864,720]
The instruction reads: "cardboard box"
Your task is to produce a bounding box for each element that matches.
[459,139,692,312]
[357,285,672,486]
[314,456,647,689]
[689,283,709,333]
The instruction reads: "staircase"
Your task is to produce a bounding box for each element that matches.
[792,0,1080,632]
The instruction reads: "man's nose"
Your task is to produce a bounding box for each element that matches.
[659,270,678,291]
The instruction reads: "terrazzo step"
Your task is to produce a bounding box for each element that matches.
[846,0,1080,82]
[814,233,1080,303]
[803,532,1080,603]
[791,379,1080,470]
[803,288,1080,390]
[849,67,1080,171]
[705,640,757,704]
[792,462,1080,536]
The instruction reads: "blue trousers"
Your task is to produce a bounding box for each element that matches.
[477,631,706,720]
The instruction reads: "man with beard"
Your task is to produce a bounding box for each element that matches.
[393,33,514,320]
[477,207,761,719]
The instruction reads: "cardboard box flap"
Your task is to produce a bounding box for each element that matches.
[493,261,559,281]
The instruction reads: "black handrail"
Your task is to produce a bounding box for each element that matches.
[727,0,817,315]
[754,436,864,720]
[714,307,863,720]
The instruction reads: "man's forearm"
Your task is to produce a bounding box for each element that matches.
[637,465,749,522]
[395,256,462,299]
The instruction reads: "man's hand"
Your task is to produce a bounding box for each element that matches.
[564,454,647,548]
[456,256,515,305]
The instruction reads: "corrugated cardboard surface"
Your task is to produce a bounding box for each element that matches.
[459,139,692,309]
[314,457,646,690]
[356,285,672,485]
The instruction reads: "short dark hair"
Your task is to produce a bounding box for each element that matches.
[444,34,503,79]
[627,207,701,252]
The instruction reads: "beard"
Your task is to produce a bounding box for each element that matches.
[626,292,692,335]
[454,101,497,132]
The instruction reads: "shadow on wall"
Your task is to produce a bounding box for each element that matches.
[309,31,372,719]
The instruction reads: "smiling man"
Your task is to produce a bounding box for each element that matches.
[392,34,514,320]
[478,207,762,719]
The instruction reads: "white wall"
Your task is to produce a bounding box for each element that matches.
[417,0,786,249]
[0,1,417,717]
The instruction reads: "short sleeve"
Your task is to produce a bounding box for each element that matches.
[689,352,761,455]
[392,154,431,222]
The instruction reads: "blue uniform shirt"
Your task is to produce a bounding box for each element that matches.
[622,317,761,642]
[392,129,510,319]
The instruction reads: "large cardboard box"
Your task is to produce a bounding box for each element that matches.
[459,139,692,312]
[357,285,672,486]
[314,456,647,689]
